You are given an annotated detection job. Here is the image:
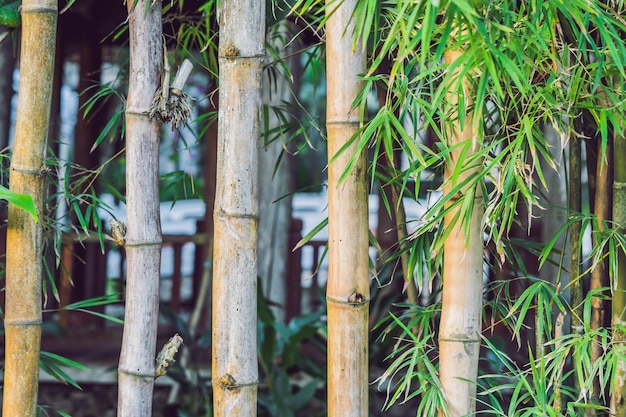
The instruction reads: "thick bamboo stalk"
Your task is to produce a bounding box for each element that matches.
[437,48,484,417]
[2,2,57,417]
[325,0,369,415]
[211,1,265,416]
[117,2,162,416]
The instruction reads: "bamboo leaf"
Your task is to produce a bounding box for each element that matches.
[293,217,327,251]
[0,0,21,28]
[0,184,38,222]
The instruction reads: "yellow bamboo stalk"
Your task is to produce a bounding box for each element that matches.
[2,2,57,417]
[437,48,484,417]
[211,1,265,415]
[325,0,369,415]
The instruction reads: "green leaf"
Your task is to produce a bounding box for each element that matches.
[58,294,124,324]
[0,184,38,222]
[0,0,20,28]
[39,351,88,390]
[293,217,327,251]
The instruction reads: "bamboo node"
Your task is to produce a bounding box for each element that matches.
[218,373,237,387]
[325,119,360,127]
[124,240,163,248]
[20,4,57,13]
[438,335,480,343]
[327,294,369,307]
[614,182,626,189]
[213,374,259,389]
[224,44,239,57]
[3,318,43,326]
[118,367,156,379]
[10,163,43,176]
[125,107,150,116]
[348,292,365,304]
[155,333,184,377]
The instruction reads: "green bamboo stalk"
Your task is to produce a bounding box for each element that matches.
[588,137,611,413]
[611,127,626,414]
[2,2,57,417]
[569,134,582,330]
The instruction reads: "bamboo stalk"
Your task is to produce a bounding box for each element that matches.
[117,1,163,416]
[437,47,484,417]
[589,137,611,412]
[2,2,57,416]
[611,127,626,415]
[325,0,369,415]
[569,127,582,332]
[211,1,265,415]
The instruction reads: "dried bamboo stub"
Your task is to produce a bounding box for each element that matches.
[149,59,194,130]
[155,333,184,377]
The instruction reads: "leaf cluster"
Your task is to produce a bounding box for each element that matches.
[347,0,626,256]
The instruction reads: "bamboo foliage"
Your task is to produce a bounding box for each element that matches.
[288,0,626,413]
[2,1,57,416]
[212,1,265,415]
[117,1,163,416]
[325,0,369,415]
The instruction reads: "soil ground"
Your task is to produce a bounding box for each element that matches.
[37,383,172,417]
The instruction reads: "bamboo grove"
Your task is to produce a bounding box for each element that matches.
[1,0,626,416]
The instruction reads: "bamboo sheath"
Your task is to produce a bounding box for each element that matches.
[437,48,484,417]
[117,2,163,416]
[212,1,265,416]
[325,0,369,415]
[3,2,57,417]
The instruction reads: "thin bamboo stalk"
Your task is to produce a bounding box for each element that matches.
[2,2,57,416]
[611,127,626,415]
[117,1,163,416]
[569,129,582,332]
[437,47,484,417]
[211,1,265,415]
[0,34,15,149]
[325,0,369,415]
[588,138,611,412]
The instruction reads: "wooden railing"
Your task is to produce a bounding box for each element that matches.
[56,219,324,329]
